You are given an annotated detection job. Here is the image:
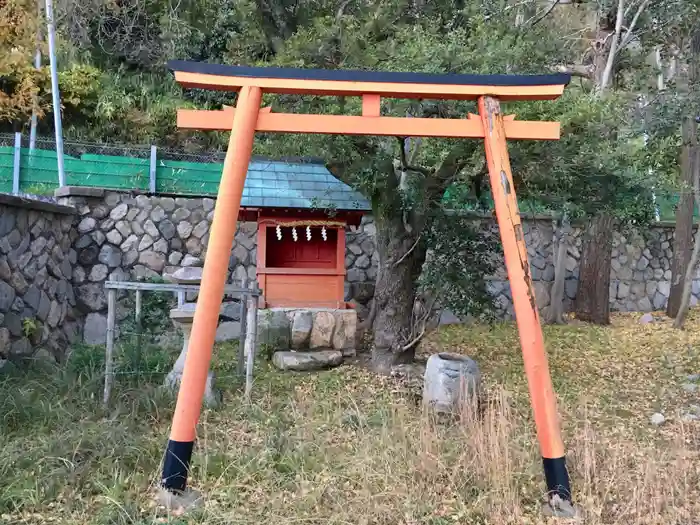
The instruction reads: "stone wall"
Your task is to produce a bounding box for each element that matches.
[54,188,259,343]
[0,194,81,364]
[48,187,700,345]
[344,215,700,319]
[469,218,700,318]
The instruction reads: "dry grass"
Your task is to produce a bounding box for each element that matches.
[1,312,700,524]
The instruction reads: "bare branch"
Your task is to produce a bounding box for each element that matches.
[599,0,626,94]
[620,0,650,50]
[392,235,422,268]
[527,0,561,28]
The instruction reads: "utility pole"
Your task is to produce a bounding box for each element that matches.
[45,0,66,186]
[29,0,42,150]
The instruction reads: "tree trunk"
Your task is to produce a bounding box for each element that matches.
[674,147,700,329]
[574,213,615,324]
[667,27,700,316]
[668,123,697,317]
[371,211,427,374]
[543,217,569,325]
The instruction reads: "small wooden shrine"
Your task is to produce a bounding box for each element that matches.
[238,158,369,308]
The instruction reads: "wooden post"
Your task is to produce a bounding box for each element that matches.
[237,276,248,379]
[478,96,571,503]
[244,288,258,401]
[103,289,116,406]
[162,85,262,493]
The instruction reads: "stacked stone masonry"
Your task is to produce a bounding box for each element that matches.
[2,187,699,362]
[0,195,81,363]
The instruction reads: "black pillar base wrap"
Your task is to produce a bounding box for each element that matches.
[543,456,571,501]
[162,439,194,492]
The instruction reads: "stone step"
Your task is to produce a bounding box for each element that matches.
[272,350,343,371]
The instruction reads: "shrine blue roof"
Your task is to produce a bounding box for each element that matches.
[242,159,370,211]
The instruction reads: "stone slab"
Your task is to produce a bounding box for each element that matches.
[272,350,343,371]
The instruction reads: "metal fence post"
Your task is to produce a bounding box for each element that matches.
[237,276,248,379]
[13,133,21,195]
[149,145,157,193]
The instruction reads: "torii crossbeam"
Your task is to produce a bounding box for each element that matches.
[161,61,573,506]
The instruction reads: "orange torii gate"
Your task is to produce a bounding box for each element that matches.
[161,61,573,506]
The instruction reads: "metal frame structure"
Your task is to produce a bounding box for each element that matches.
[161,61,573,505]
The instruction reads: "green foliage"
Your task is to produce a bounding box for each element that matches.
[21,318,37,339]
[420,213,498,321]
[120,277,176,337]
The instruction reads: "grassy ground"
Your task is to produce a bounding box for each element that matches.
[1,312,700,524]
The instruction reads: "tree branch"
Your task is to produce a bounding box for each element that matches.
[528,0,561,28]
[619,0,650,50]
[553,63,595,79]
[599,0,626,95]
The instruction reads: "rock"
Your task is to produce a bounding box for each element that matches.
[185,237,202,255]
[10,337,32,357]
[159,219,176,240]
[639,313,655,324]
[681,413,699,423]
[78,245,99,265]
[144,219,159,238]
[347,268,366,283]
[121,234,139,252]
[154,238,169,254]
[47,301,62,328]
[0,327,10,357]
[272,350,343,371]
[36,291,50,321]
[177,221,193,239]
[171,266,202,283]
[78,217,97,233]
[172,208,191,221]
[181,255,202,267]
[98,244,122,268]
[355,254,371,269]
[89,264,109,282]
[106,229,123,245]
[332,310,357,355]
[150,206,166,222]
[310,311,336,349]
[350,283,373,305]
[9,271,28,294]
[438,309,462,325]
[0,280,16,312]
[110,203,129,220]
[650,412,665,426]
[215,321,241,342]
[258,310,291,352]
[687,374,700,382]
[123,250,138,267]
[4,313,22,336]
[160,197,176,212]
[423,353,481,415]
[192,220,209,239]
[169,252,183,265]
[682,383,698,394]
[23,285,41,312]
[139,251,166,272]
[0,258,10,281]
[75,283,107,312]
[216,303,239,324]
[138,234,155,251]
[115,220,131,238]
[84,312,107,345]
[291,311,313,349]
